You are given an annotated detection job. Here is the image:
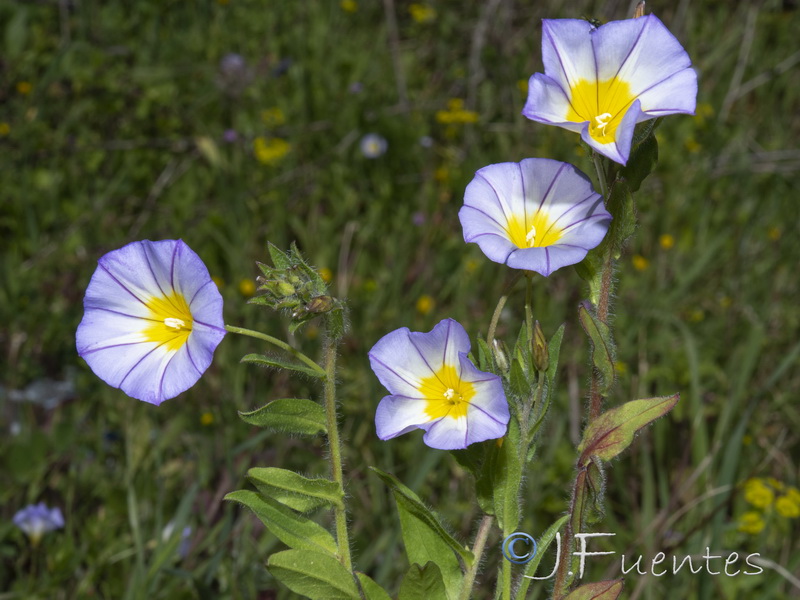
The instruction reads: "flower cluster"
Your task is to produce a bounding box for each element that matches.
[738,478,800,535]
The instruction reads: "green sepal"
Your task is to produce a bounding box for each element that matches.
[357,572,393,600]
[577,394,680,467]
[398,562,448,600]
[241,353,325,380]
[267,549,360,600]
[247,467,344,512]
[563,579,624,600]
[621,119,660,193]
[371,468,470,598]
[584,457,606,524]
[578,304,616,396]
[238,398,327,436]
[267,241,293,270]
[225,490,337,556]
[545,324,566,389]
[475,336,493,372]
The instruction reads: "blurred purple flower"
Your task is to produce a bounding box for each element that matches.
[360,133,387,159]
[418,136,434,148]
[222,129,238,143]
[219,53,246,76]
[412,211,426,226]
[13,503,64,546]
[349,82,363,94]
[163,521,192,559]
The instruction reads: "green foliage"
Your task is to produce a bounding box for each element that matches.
[224,490,337,556]
[577,395,680,466]
[578,305,616,396]
[266,549,360,600]
[371,468,470,599]
[238,398,328,435]
[247,467,344,512]
[398,562,448,600]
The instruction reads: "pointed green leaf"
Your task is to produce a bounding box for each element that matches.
[225,490,337,555]
[491,419,522,532]
[238,398,327,436]
[563,579,624,600]
[241,353,325,379]
[584,458,606,524]
[268,242,293,270]
[248,467,344,512]
[398,562,448,600]
[578,395,680,467]
[357,573,393,600]
[545,324,566,388]
[509,355,530,399]
[476,336,493,372]
[267,549,359,600]
[578,305,616,395]
[516,515,570,599]
[371,468,469,598]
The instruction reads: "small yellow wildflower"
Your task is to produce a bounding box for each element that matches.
[693,102,714,126]
[684,138,701,153]
[517,79,529,95]
[341,0,357,12]
[688,309,704,323]
[775,495,800,519]
[465,259,479,274]
[434,166,450,182]
[766,478,785,492]
[16,81,32,95]
[261,107,285,127]
[363,278,377,294]
[659,234,675,250]
[0,122,9,137]
[614,361,628,376]
[200,412,214,426]
[409,3,436,24]
[737,511,765,535]
[632,254,649,271]
[253,137,290,164]
[238,278,256,297]
[416,294,435,315]
[786,486,800,502]
[767,226,781,241]
[212,276,225,290]
[319,267,333,283]
[435,98,479,125]
[744,478,774,509]
[742,434,752,446]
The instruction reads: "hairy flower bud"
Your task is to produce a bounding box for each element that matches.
[533,320,549,372]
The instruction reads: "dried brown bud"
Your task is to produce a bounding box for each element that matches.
[633,1,646,18]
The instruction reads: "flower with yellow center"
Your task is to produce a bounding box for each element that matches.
[460,158,611,276]
[523,15,697,164]
[76,240,226,405]
[369,319,509,449]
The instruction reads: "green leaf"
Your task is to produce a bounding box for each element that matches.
[371,468,469,598]
[545,324,566,389]
[476,336,493,372]
[225,490,337,555]
[241,353,325,379]
[268,242,293,270]
[491,419,522,532]
[563,579,624,600]
[621,127,659,193]
[509,355,530,399]
[516,515,570,599]
[267,549,359,600]
[247,467,344,512]
[584,458,606,524]
[357,573,393,600]
[578,305,616,396]
[5,8,28,58]
[398,562,448,600]
[577,395,680,467]
[238,398,327,436]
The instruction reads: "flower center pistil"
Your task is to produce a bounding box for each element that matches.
[142,291,194,351]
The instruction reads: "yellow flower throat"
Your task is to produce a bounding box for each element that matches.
[419,365,474,419]
[143,291,193,351]
[566,77,635,143]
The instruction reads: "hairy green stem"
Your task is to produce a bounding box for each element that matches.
[322,332,353,571]
[458,515,494,600]
[524,273,534,350]
[224,324,326,378]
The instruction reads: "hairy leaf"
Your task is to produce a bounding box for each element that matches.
[563,579,624,600]
[238,398,327,436]
[398,562,448,600]
[247,467,344,512]
[267,549,359,599]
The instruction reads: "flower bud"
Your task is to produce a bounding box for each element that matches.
[492,339,510,373]
[533,320,549,372]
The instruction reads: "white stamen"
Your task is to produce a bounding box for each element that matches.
[443,388,457,401]
[594,112,613,136]
[164,317,186,330]
[525,225,537,247]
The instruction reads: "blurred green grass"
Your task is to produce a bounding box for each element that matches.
[1,0,799,598]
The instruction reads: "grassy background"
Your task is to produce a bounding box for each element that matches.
[1,0,799,598]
